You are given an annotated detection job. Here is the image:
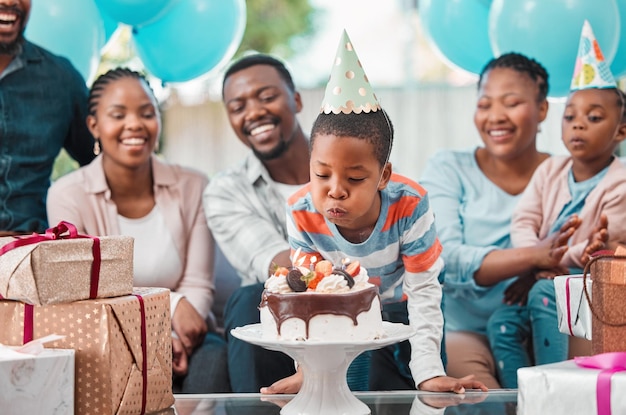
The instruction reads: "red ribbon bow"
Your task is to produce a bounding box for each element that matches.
[0,221,102,300]
[575,352,626,415]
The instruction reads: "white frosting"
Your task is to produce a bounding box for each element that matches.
[264,274,291,294]
[261,264,384,341]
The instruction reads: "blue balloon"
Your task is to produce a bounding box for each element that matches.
[419,0,493,75]
[132,0,246,83]
[25,0,105,83]
[101,12,119,44]
[94,0,181,27]
[612,0,626,78]
[489,0,620,98]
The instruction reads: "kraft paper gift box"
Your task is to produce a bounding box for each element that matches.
[0,221,134,305]
[518,356,626,415]
[0,287,174,415]
[555,275,593,340]
[0,345,74,415]
[586,251,626,354]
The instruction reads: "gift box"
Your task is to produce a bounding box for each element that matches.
[586,252,626,354]
[555,275,593,340]
[0,287,174,415]
[0,221,134,305]
[0,346,74,415]
[518,354,626,415]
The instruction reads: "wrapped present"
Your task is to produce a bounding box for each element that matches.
[0,342,74,415]
[555,275,593,340]
[0,221,133,305]
[584,249,626,354]
[518,353,626,415]
[0,287,174,415]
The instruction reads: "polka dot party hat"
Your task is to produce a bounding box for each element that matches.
[320,29,381,114]
[570,20,616,91]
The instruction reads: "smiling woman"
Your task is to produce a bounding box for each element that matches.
[46,67,231,394]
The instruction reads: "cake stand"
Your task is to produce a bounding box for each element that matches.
[231,321,415,415]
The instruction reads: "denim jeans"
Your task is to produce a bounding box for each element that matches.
[224,283,296,392]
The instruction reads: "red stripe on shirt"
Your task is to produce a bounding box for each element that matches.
[403,240,443,273]
[292,210,333,235]
[382,195,419,232]
[390,173,427,197]
[287,183,311,205]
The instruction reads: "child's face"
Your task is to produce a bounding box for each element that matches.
[562,89,626,164]
[310,134,391,235]
[87,77,160,168]
[474,67,548,160]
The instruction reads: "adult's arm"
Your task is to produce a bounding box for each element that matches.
[46,171,88,233]
[203,174,289,285]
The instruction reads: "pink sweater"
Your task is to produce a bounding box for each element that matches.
[511,156,626,269]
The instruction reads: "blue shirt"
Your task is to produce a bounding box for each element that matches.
[0,41,94,232]
[420,149,519,335]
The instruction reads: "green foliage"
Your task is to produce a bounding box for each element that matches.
[51,149,79,182]
[237,0,316,57]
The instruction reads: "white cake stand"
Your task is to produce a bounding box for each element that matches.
[231,321,415,415]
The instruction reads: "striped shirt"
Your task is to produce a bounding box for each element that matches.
[286,173,446,386]
[287,173,442,303]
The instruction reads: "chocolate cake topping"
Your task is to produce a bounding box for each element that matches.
[286,268,307,292]
[260,286,380,338]
[332,268,355,288]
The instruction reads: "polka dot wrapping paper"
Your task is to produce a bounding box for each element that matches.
[0,287,174,414]
[0,234,134,306]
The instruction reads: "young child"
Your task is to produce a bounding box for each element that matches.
[487,21,626,388]
[279,30,487,393]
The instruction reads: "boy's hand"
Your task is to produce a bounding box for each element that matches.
[581,214,609,265]
[503,273,536,305]
[260,368,303,394]
[418,374,488,394]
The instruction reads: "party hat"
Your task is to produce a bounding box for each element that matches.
[320,30,381,114]
[570,20,616,91]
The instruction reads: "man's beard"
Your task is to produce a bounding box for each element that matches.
[0,5,25,56]
[252,134,291,161]
[0,31,24,55]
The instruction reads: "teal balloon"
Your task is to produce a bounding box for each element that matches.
[489,0,620,98]
[94,0,181,27]
[419,0,493,75]
[612,0,626,78]
[25,0,105,83]
[132,0,246,83]
[102,12,119,44]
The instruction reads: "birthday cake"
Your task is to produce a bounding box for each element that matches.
[259,257,384,342]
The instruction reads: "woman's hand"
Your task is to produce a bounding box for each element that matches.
[172,336,189,377]
[503,273,536,305]
[172,297,208,355]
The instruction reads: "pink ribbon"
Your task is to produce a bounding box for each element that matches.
[575,352,626,415]
[0,221,102,299]
[565,276,575,336]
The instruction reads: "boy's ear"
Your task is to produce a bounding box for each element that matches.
[378,162,392,190]
[538,99,549,123]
